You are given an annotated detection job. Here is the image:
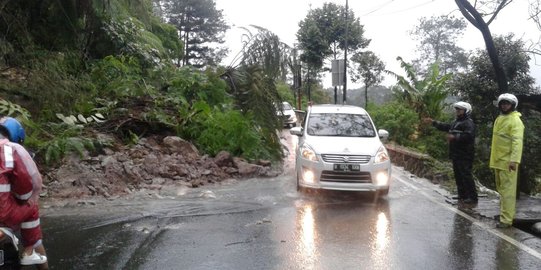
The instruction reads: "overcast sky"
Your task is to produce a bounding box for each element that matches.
[214,0,540,89]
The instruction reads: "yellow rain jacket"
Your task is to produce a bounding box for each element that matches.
[489,111,524,170]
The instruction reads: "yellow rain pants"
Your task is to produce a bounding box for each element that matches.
[494,169,517,224]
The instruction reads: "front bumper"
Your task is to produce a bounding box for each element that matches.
[296,159,391,191]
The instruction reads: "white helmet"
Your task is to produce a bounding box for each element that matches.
[497,93,518,108]
[453,101,472,114]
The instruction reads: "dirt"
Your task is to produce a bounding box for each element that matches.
[39,135,284,207]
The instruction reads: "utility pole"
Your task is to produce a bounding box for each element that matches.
[343,0,348,104]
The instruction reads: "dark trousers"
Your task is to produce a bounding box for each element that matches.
[452,158,478,201]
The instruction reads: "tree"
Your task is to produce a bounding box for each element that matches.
[296,3,370,72]
[220,26,295,160]
[386,57,451,120]
[385,57,452,159]
[161,0,229,68]
[349,51,385,107]
[237,25,291,81]
[410,15,468,75]
[296,16,328,71]
[454,0,515,92]
[453,34,535,123]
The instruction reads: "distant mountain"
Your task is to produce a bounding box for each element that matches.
[323,85,393,107]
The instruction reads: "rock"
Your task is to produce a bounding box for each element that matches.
[100,156,116,167]
[163,136,200,159]
[257,159,272,167]
[234,157,263,177]
[214,151,233,167]
[151,178,166,185]
[41,133,284,201]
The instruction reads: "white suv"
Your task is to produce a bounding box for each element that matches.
[290,104,391,194]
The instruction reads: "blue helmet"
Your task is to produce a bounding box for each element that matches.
[0,117,26,144]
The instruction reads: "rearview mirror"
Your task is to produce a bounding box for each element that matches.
[378,129,389,141]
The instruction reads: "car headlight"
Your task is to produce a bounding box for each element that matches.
[375,171,389,186]
[375,146,389,164]
[300,144,318,161]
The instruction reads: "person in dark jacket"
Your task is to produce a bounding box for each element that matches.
[424,102,478,204]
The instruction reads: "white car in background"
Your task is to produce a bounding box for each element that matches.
[290,104,391,195]
[277,101,297,128]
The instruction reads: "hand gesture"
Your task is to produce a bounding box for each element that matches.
[509,162,518,171]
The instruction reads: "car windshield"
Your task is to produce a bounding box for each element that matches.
[306,113,376,137]
[282,103,293,110]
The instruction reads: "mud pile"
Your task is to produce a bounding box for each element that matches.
[42,135,283,201]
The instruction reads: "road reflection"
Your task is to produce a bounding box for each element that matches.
[297,204,318,269]
[448,214,474,269]
[495,234,519,270]
[372,211,390,262]
[293,193,391,269]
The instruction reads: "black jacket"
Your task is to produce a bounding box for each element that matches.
[432,115,475,160]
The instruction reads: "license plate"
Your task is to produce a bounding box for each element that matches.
[333,164,360,171]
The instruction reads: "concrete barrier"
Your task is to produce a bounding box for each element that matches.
[385,143,450,184]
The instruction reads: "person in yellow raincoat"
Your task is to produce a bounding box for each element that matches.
[490,93,524,228]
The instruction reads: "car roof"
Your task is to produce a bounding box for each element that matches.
[308,104,368,115]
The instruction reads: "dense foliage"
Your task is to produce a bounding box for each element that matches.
[0,0,288,166]
[296,2,370,75]
[371,58,452,161]
[367,102,418,147]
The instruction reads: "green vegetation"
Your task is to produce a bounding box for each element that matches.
[0,0,291,167]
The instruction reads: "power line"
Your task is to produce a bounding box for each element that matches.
[362,0,395,16]
[363,0,440,17]
[386,0,437,15]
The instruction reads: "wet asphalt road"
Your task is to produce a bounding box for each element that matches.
[39,131,541,270]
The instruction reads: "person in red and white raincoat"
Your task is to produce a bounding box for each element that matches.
[0,116,48,268]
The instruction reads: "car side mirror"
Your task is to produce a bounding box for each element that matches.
[378,129,389,141]
[290,126,303,136]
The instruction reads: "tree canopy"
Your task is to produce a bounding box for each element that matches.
[296,2,370,71]
[410,15,468,75]
[158,0,230,68]
[349,51,385,107]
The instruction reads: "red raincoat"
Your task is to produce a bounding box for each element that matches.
[0,138,43,248]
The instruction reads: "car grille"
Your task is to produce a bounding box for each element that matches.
[320,171,372,183]
[321,154,371,164]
